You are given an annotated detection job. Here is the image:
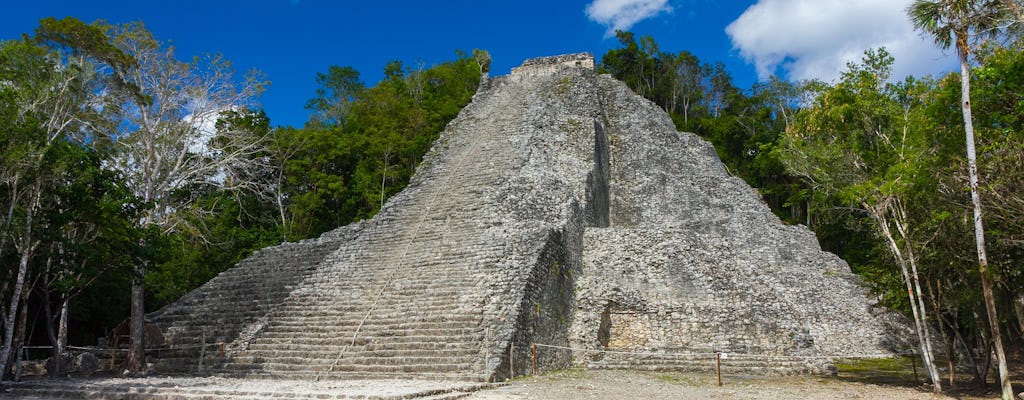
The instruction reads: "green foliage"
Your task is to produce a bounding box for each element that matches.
[601,30,1024,368]
[1,33,145,346]
[146,191,281,309]
[305,65,364,129]
[281,52,481,239]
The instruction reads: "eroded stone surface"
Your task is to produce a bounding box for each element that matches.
[147,53,898,382]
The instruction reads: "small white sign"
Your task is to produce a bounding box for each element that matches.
[720,353,728,359]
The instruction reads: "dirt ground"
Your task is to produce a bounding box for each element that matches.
[466,369,1024,400]
[7,357,1024,399]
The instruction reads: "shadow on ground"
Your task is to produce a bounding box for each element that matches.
[835,356,1024,399]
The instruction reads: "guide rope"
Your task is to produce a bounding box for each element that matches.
[316,92,499,380]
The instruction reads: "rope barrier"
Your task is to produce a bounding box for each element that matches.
[21,342,225,355]
[530,342,912,384]
[532,342,903,360]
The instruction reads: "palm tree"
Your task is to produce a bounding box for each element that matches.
[908,1,1013,398]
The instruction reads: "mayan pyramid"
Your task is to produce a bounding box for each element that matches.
[148,53,897,381]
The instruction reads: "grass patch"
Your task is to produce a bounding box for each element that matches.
[836,356,912,373]
[834,356,920,387]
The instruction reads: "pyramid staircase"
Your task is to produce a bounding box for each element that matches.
[149,73,541,382]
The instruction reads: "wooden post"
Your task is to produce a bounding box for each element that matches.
[532,343,537,376]
[218,342,226,358]
[14,346,23,381]
[716,353,722,386]
[197,331,206,374]
[483,327,489,379]
[509,343,514,380]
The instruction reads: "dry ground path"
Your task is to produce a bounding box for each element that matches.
[467,369,1023,400]
[6,368,1023,399]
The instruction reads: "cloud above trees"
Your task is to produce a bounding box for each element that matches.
[585,0,673,37]
[725,0,955,82]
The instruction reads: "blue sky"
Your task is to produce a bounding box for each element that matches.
[3,0,953,128]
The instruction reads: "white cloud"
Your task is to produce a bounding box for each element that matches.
[586,0,673,37]
[725,0,955,82]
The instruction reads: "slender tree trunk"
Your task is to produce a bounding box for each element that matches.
[0,192,37,381]
[127,264,145,374]
[928,279,956,389]
[9,289,30,381]
[891,205,943,390]
[275,172,288,239]
[975,311,993,384]
[0,188,16,332]
[960,53,1013,400]
[873,205,942,392]
[57,296,69,355]
[1014,294,1024,341]
[0,177,17,269]
[951,316,984,384]
[904,246,943,390]
[43,287,62,378]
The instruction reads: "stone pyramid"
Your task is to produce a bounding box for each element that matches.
[149,53,897,381]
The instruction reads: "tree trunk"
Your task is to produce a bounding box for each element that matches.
[0,177,17,272]
[42,287,61,378]
[57,296,69,355]
[891,206,942,390]
[0,197,36,381]
[276,172,288,239]
[928,279,956,389]
[975,311,993,384]
[960,52,1013,400]
[1014,294,1024,342]
[951,317,984,384]
[126,264,146,374]
[874,206,942,392]
[10,289,30,381]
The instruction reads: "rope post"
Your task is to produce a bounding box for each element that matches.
[15,346,24,381]
[532,342,537,376]
[483,327,490,377]
[218,342,225,358]
[196,331,206,374]
[509,343,514,380]
[716,352,722,387]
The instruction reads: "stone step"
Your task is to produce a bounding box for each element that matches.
[244,335,483,349]
[239,340,482,353]
[269,314,481,324]
[239,346,481,359]
[226,360,481,374]
[227,354,479,368]
[255,325,482,337]
[260,316,483,328]
[261,309,484,322]
[219,370,492,383]
[2,379,497,399]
